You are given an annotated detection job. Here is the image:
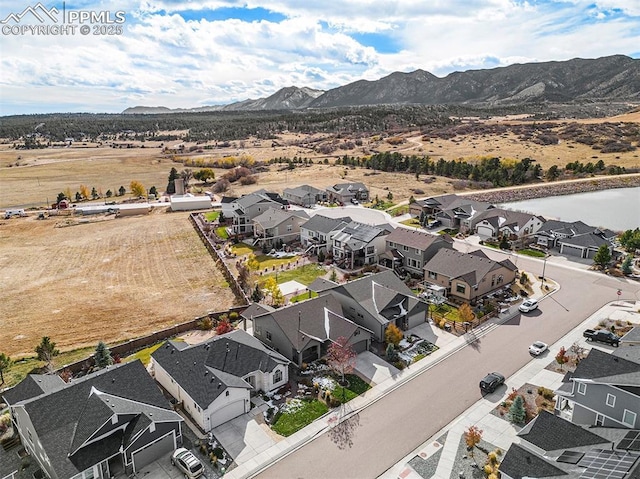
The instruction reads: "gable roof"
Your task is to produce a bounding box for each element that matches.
[152,330,288,408]
[15,361,179,479]
[385,227,453,250]
[570,348,640,386]
[519,411,609,452]
[308,277,339,293]
[240,303,275,321]
[560,232,610,249]
[416,194,460,209]
[500,443,569,479]
[283,184,325,197]
[537,219,596,236]
[326,182,368,194]
[302,214,352,235]
[2,374,65,406]
[253,207,309,229]
[475,208,544,232]
[423,249,517,286]
[333,221,392,247]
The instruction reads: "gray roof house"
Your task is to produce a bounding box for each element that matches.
[325,183,369,204]
[473,208,546,239]
[151,329,289,432]
[409,194,494,233]
[318,270,431,342]
[501,410,640,479]
[555,348,640,429]
[332,221,393,269]
[423,249,518,303]
[300,214,351,254]
[221,190,289,236]
[252,295,373,366]
[252,207,310,247]
[534,220,616,259]
[381,227,454,276]
[282,185,327,207]
[2,361,183,478]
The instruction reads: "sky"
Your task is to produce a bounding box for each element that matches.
[0,0,639,116]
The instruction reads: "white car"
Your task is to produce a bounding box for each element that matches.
[171,448,204,478]
[529,341,548,356]
[519,299,539,313]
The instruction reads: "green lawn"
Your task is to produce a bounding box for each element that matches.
[204,211,220,222]
[261,264,326,285]
[388,205,409,216]
[230,242,255,256]
[215,226,229,239]
[438,228,458,236]
[290,291,319,303]
[123,342,164,366]
[369,200,395,210]
[400,218,421,227]
[517,249,547,258]
[430,303,463,322]
[256,255,299,269]
[333,374,371,402]
[272,399,329,436]
[2,347,95,388]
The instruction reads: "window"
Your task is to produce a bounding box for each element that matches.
[606,393,616,407]
[595,414,604,426]
[415,248,420,254]
[389,242,395,248]
[266,331,272,341]
[366,246,374,254]
[428,271,437,280]
[623,409,637,427]
[456,284,466,294]
[273,369,283,383]
[287,224,293,232]
[577,382,586,395]
[403,245,408,251]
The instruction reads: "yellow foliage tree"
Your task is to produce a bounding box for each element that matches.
[79,184,90,199]
[385,323,403,347]
[464,425,483,457]
[459,303,475,323]
[130,180,145,197]
[246,253,260,271]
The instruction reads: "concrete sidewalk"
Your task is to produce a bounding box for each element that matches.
[381,300,640,479]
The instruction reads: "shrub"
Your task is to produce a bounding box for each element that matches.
[229,311,239,322]
[537,386,554,400]
[198,317,213,330]
[212,447,224,460]
[394,361,406,370]
[239,175,258,185]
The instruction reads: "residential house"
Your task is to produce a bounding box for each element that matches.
[2,361,183,478]
[282,185,327,207]
[501,410,640,479]
[535,220,616,259]
[221,190,289,236]
[252,207,310,247]
[300,214,352,255]
[312,270,431,341]
[473,208,545,239]
[409,194,494,232]
[332,221,393,269]
[555,347,640,429]
[252,295,373,366]
[380,227,454,276]
[325,183,369,204]
[423,249,518,303]
[151,329,289,433]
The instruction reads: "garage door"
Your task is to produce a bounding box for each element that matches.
[476,226,494,238]
[209,400,246,429]
[352,340,368,354]
[131,431,176,473]
[560,244,584,257]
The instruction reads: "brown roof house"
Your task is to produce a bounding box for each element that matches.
[423,249,518,303]
[251,295,373,366]
[381,227,454,276]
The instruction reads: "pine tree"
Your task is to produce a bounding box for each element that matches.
[35,336,60,373]
[509,395,526,424]
[621,255,633,275]
[0,352,12,384]
[94,341,113,369]
[167,167,179,194]
[593,245,611,269]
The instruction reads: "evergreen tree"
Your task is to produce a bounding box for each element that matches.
[94,341,113,369]
[167,167,179,194]
[118,185,126,196]
[509,395,526,424]
[593,245,612,269]
[621,256,633,275]
[0,352,11,384]
[35,336,60,373]
[251,284,263,302]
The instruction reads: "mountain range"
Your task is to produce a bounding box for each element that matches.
[122,55,640,114]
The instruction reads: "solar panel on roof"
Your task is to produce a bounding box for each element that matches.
[578,449,640,479]
[618,431,640,452]
[558,450,585,464]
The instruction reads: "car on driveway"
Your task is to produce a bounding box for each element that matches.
[529,341,548,356]
[171,448,204,478]
[480,372,505,393]
[519,299,539,313]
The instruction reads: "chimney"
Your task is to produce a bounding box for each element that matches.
[174,178,185,195]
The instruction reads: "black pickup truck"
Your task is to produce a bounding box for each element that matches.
[583,329,620,346]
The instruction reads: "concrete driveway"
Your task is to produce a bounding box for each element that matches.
[354,351,399,386]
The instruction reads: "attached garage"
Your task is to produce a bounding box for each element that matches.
[476,225,495,238]
[560,244,586,258]
[208,400,247,429]
[131,431,176,472]
[351,339,368,354]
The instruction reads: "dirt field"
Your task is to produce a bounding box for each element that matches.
[0,210,236,357]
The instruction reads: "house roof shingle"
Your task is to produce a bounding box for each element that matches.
[500,443,569,479]
[570,348,640,386]
[253,207,309,229]
[2,373,65,405]
[423,249,517,286]
[385,227,453,250]
[301,214,352,235]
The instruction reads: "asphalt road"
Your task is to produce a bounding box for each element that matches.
[256,255,640,479]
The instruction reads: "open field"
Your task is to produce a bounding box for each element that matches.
[0,210,236,357]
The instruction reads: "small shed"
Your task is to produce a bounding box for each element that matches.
[170,195,212,211]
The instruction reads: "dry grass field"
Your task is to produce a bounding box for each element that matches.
[0,210,236,357]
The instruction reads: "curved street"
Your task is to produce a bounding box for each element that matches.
[256,254,640,479]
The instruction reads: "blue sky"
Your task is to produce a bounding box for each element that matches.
[0,0,639,115]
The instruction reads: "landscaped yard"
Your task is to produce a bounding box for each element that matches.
[400,218,421,227]
[290,291,319,303]
[255,254,299,269]
[331,374,371,402]
[216,226,229,239]
[388,204,409,216]
[517,248,547,258]
[204,211,220,222]
[230,242,255,256]
[123,342,164,366]
[430,303,463,322]
[261,264,326,285]
[3,347,95,388]
[272,399,329,437]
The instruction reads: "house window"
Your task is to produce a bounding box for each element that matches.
[606,393,616,407]
[415,248,420,254]
[287,224,293,232]
[428,271,437,280]
[366,246,374,254]
[456,284,466,294]
[389,242,395,248]
[577,382,586,395]
[273,369,283,383]
[266,331,272,341]
[623,409,637,427]
[595,414,604,426]
[403,245,408,251]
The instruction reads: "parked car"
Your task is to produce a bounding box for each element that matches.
[519,299,539,313]
[583,329,620,346]
[427,220,441,229]
[529,341,548,356]
[480,372,505,393]
[350,198,359,205]
[171,448,204,478]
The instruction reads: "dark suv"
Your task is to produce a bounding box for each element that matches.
[480,372,505,393]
